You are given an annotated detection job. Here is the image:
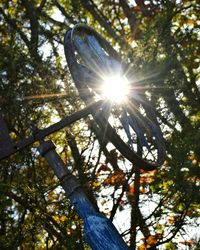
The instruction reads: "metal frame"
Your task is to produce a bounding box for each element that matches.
[0,23,166,250]
[64,24,165,171]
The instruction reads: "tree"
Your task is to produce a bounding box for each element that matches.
[0,0,199,249]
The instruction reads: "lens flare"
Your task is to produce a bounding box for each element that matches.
[101,75,130,103]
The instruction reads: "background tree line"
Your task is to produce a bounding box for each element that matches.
[0,0,199,249]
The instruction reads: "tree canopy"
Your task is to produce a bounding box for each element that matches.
[0,0,199,249]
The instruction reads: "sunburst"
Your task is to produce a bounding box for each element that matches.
[100,74,130,103]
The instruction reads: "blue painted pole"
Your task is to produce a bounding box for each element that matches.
[38,140,129,250]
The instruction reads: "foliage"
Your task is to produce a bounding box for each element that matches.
[0,0,199,249]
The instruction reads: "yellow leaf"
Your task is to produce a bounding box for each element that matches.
[138,244,147,250]
[52,215,60,223]
[92,181,100,187]
[186,19,195,26]
[60,215,67,222]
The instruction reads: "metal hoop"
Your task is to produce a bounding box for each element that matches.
[64,24,165,170]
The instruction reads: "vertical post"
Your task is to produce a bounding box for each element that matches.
[38,140,129,250]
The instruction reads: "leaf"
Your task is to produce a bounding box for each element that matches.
[128,183,134,193]
[97,164,111,172]
[186,19,195,26]
[140,175,154,184]
[103,171,125,186]
[179,241,194,246]
[138,244,147,250]
[147,235,158,245]
[139,187,145,193]
[92,180,101,187]
[167,215,177,224]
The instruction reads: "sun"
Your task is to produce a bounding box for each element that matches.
[101,75,130,103]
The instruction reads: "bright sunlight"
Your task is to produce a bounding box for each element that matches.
[101,75,130,103]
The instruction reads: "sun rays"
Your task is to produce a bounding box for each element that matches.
[101,74,130,103]
[20,64,163,165]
